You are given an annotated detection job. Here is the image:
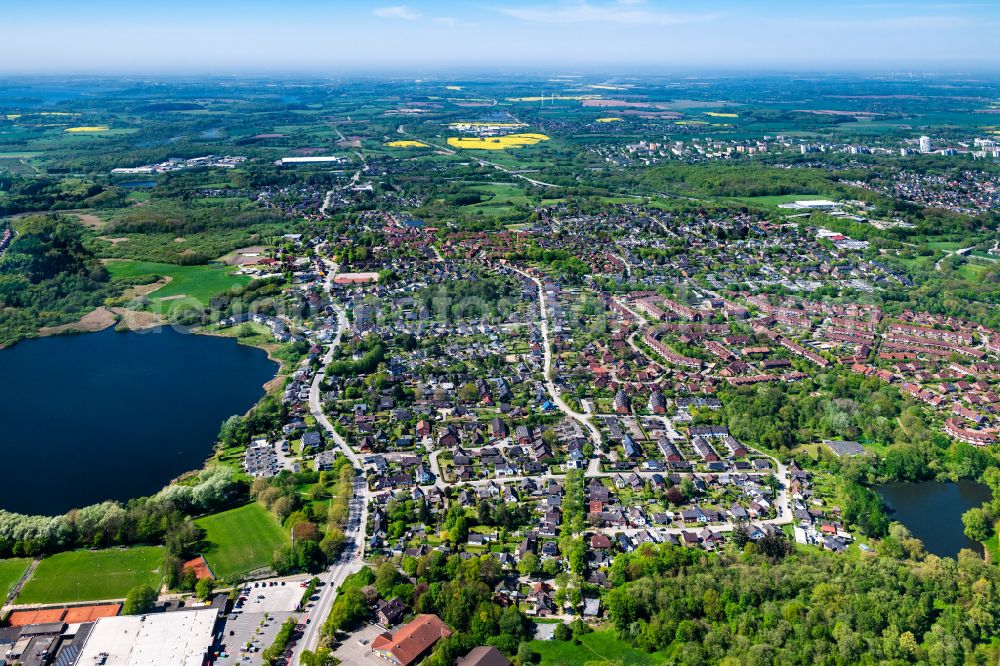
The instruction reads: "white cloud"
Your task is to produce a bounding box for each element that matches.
[769,13,979,31]
[433,16,460,27]
[499,0,719,26]
[374,5,420,20]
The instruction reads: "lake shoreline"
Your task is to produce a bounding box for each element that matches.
[877,479,992,558]
[0,327,280,515]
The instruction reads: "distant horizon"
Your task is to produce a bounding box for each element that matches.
[1,0,998,76]
[2,67,1000,81]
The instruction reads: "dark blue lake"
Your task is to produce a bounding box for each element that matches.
[877,480,992,558]
[0,327,277,516]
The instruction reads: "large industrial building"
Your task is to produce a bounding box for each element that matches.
[72,608,218,666]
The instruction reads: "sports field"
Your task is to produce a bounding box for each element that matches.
[16,547,163,604]
[0,558,31,601]
[105,260,251,311]
[195,503,289,580]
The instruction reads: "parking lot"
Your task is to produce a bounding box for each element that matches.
[214,577,310,665]
[237,578,306,614]
[333,624,385,665]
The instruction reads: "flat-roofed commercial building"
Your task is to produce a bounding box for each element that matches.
[73,608,218,666]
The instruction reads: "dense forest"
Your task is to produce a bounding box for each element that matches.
[0,215,117,346]
[603,542,1000,665]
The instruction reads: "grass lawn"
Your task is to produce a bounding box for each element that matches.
[925,240,962,251]
[105,260,251,312]
[0,558,31,601]
[984,532,1000,564]
[955,262,991,281]
[16,547,163,604]
[532,629,669,665]
[195,502,289,580]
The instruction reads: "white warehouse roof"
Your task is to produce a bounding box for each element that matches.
[73,608,218,666]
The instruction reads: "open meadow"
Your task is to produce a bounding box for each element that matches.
[105,260,251,312]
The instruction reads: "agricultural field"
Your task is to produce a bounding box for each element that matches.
[104,260,252,312]
[0,558,31,601]
[385,140,428,148]
[16,547,163,604]
[447,133,550,150]
[194,502,289,580]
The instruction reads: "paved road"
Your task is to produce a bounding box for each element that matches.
[506,264,602,446]
[295,263,371,663]
[292,478,367,662]
[934,246,976,271]
[320,190,335,217]
[290,260,789,660]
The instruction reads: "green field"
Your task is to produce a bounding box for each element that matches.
[195,502,289,579]
[730,193,822,207]
[956,262,991,281]
[985,532,1000,564]
[925,240,963,251]
[105,260,252,312]
[0,558,31,601]
[532,629,668,665]
[16,547,163,604]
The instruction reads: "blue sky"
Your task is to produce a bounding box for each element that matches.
[1,1,998,74]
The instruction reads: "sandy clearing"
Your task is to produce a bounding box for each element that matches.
[109,307,165,331]
[38,307,118,336]
[122,276,172,299]
[73,213,107,230]
[264,375,286,393]
[220,245,268,266]
[97,236,130,244]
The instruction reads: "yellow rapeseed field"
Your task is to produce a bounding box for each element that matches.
[385,140,428,148]
[65,126,110,133]
[447,133,550,150]
[705,112,739,118]
[595,117,622,123]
